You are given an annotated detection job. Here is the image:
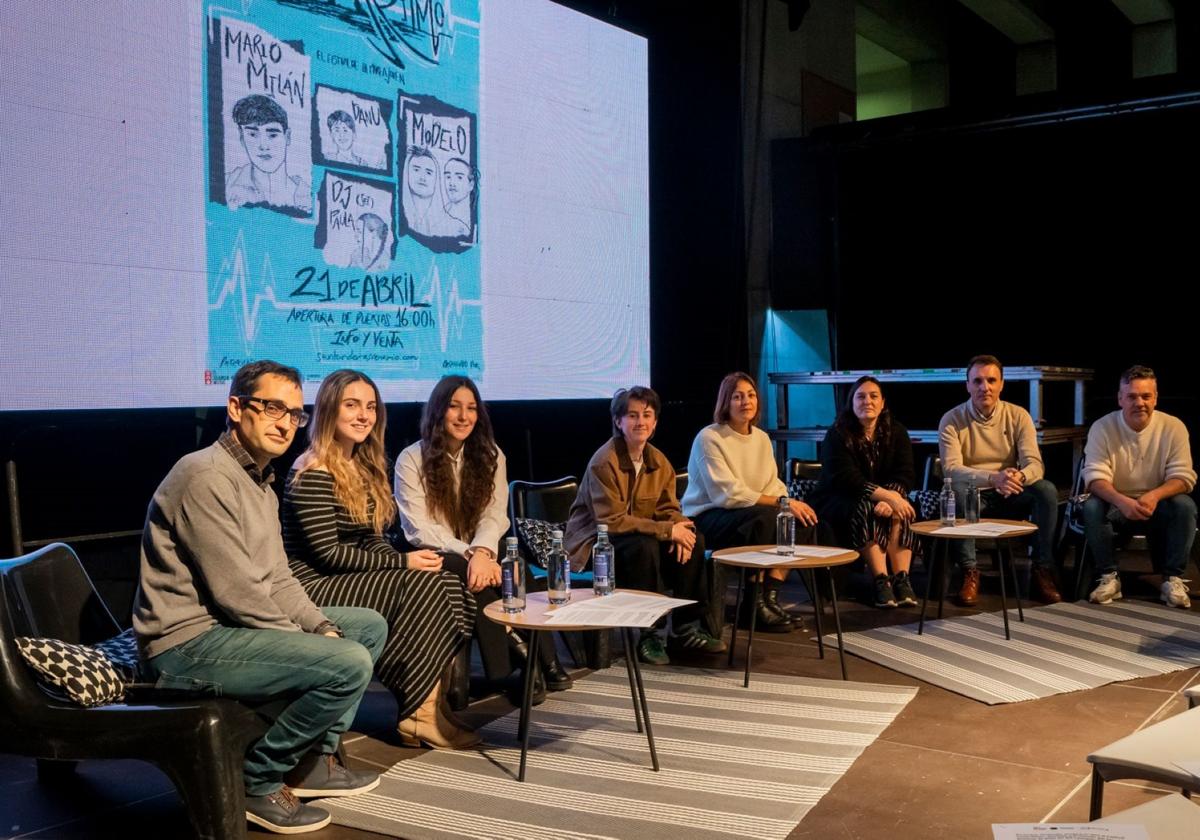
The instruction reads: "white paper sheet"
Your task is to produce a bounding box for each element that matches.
[793,545,852,558]
[714,550,799,566]
[933,523,1034,536]
[541,592,696,627]
[991,825,1147,840]
[1172,758,1200,779]
[717,546,847,565]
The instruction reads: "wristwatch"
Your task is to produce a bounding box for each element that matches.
[778,495,789,507]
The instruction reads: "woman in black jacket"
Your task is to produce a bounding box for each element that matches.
[809,376,919,608]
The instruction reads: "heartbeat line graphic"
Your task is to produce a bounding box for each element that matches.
[209,231,281,351]
[420,260,481,351]
[209,233,481,354]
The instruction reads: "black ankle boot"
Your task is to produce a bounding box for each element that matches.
[739,579,793,633]
[505,665,546,707]
[444,645,471,711]
[537,641,574,691]
[763,578,802,629]
[503,631,546,706]
[506,630,529,663]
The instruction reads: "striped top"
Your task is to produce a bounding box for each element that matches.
[281,468,408,586]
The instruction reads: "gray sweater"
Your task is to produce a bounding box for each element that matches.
[134,439,329,658]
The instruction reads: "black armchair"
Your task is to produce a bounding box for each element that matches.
[0,543,270,840]
[509,477,610,668]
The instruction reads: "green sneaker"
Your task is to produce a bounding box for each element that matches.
[669,624,727,654]
[636,633,670,666]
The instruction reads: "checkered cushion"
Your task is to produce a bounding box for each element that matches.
[15,632,133,707]
[515,517,565,569]
[788,478,819,501]
[910,489,941,521]
[92,628,139,681]
[788,479,938,521]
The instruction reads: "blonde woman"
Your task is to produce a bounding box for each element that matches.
[281,369,478,749]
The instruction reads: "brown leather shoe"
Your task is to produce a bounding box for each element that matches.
[1031,566,1062,605]
[958,568,980,606]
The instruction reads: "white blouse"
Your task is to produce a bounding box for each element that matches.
[393,440,509,556]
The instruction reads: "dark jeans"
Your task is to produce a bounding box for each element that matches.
[694,504,821,552]
[145,606,386,796]
[694,505,825,627]
[609,531,708,630]
[1083,493,1197,578]
[950,479,1058,570]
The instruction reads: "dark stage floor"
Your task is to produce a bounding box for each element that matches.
[3,564,1196,839]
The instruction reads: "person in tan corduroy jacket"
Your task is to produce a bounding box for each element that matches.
[563,386,725,665]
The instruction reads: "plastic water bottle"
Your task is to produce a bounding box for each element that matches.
[591,524,614,596]
[940,477,957,526]
[547,529,571,605]
[965,479,981,524]
[776,497,795,555]
[501,536,525,613]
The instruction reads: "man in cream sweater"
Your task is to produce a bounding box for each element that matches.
[1082,365,1197,608]
[938,355,1061,606]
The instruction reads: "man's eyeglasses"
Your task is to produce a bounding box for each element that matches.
[238,396,310,428]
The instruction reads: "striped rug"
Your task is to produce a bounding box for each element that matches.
[320,666,916,839]
[825,600,1200,705]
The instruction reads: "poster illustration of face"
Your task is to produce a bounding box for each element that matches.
[314,84,392,174]
[399,94,478,253]
[209,17,313,217]
[204,0,482,385]
[316,172,395,272]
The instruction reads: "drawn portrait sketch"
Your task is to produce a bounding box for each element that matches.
[313,85,392,174]
[209,17,314,217]
[398,94,478,254]
[225,94,313,213]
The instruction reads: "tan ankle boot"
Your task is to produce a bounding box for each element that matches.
[438,694,474,732]
[397,681,481,750]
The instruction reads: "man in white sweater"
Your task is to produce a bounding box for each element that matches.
[938,355,1061,606]
[1082,365,1197,608]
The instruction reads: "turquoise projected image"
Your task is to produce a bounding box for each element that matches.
[203,0,482,385]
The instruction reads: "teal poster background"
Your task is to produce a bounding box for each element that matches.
[203,0,482,385]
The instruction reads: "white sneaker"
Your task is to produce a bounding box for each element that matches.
[1161,577,1192,609]
[1089,572,1122,605]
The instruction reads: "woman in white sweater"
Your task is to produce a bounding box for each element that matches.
[682,372,821,632]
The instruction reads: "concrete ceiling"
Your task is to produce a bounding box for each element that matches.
[857,33,908,75]
[1110,0,1175,26]
[857,0,1176,59]
[957,0,1052,45]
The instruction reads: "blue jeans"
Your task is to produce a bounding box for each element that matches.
[1082,493,1197,579]
[951,479,1058,570]
[145,607,387,796]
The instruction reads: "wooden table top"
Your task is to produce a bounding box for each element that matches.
[909,518,1037,540]
[482,588,669,631]
[710,545,859,569]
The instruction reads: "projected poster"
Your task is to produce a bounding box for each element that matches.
[203,1,481,385]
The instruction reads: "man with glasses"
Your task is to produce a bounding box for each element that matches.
[134,360,388,835]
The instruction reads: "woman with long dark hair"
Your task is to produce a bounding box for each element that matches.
[682,372,821,632]
[281,369,479,749]
[394,376,572,705]
[808,376,918,608]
